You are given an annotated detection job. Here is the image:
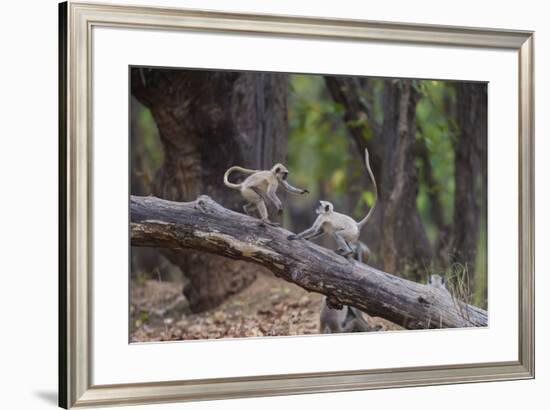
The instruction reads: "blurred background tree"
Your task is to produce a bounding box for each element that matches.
[131,68,288,312]
[130,68,488,314]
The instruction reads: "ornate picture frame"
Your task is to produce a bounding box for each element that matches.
[59,1,534,408]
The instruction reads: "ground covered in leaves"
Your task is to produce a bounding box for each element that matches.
[130,272,400,343]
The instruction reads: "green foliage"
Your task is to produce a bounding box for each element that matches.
[131,103,163,194]
[473,217,488,309]
[445,262,473,305]
[139,310,149,323]
[288,75,352,204]
[135,270,151,287]
[415,80,457,239]
[361,191,375,208]
[370,79,386,126]
[137,107,163,172]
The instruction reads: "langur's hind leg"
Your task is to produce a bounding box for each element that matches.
[257,200,279,227]
[243,203,255,217]
[354,245,363,263]
[305,230,326,241]
[333,232,354,257]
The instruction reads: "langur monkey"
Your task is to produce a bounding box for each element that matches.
[288,148,377,259]
[224,163,309,226]
[319,239,377,333]
[319,296,374,333]
[427,274,451,294]
[355,241,371,264]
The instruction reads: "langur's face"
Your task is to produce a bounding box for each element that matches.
[429,274,445,287]
[273,164,289,181]
[316,200,333,215]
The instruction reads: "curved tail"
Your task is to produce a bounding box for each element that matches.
[357,148,378,229]
[223,166,258,190]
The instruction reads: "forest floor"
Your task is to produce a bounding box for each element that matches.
[130,272,401,343]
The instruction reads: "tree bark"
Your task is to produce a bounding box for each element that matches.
[380,81,431,278]
[131,68,288,312]
[130,195,487,330]
[415,136,446,234]
[325,77,432,280]
[449,83,488,279]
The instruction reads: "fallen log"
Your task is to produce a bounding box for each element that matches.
[130,195,487,330]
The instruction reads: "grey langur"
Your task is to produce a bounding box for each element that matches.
[319,296,375,334]
[319,239,377,334]
[224,163,309,226]
[427,274,451,294]
[288,148,377,258]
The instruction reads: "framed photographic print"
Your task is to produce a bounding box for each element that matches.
[59,1,534,408]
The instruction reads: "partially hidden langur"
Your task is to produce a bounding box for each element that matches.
[319,296,375,333]
[288,148,378,259]
[319,238,377,333]
[224,163,309,226]
[355,240,371,264]
[427,274,451,294]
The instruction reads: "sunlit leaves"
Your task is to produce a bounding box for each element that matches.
[288,75,352,199]
[415,80,457,231]
[361,190,375,207]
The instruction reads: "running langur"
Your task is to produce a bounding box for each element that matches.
[288,149,377,258]
[224,163,309,226]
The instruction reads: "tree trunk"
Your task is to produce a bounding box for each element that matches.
[415,136,446,233]
[449,83,488,280]
[379,80,433,279]
[131,68,288,312]
[325,77,432,280]
[130,195,487,329]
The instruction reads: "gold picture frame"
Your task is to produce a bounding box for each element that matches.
[59,1,534,408]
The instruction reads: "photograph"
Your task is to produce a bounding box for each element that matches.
[128,67,488,342]
[53,1,535,407]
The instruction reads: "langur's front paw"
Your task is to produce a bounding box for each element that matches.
[336,248,353,257]
[301,189,309,194]
[287,234,298,240]
[277,207,283,215]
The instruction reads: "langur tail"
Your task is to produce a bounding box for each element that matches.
[223,166,258,190]
[357,148,378,229]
